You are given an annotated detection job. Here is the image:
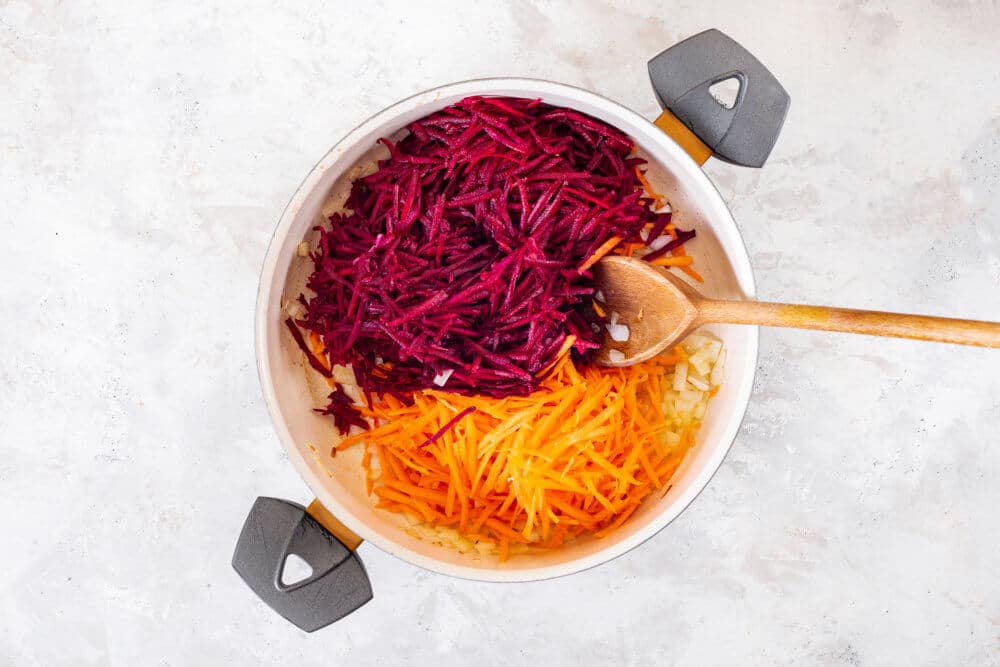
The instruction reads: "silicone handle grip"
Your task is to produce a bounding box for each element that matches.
[648,29,790,167]
[232,497,372,632]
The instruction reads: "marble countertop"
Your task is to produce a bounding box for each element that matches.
[3,1,999,664]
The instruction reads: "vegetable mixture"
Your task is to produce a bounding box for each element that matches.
[296,96,692,399]
[288,96,722,557]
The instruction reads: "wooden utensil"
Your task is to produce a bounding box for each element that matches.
[593,256,1000,366]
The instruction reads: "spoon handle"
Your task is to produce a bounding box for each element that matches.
[697,299,1000,348]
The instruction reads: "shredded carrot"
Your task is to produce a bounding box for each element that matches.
[338,349,709,554]
[592,301,606,317]
[537,335,577,380]
[634,166,666,209]
[680,265,704,283]
[619,241,646,257]
[578,236,622,273]
[306,332,339,388]
[649,255,695,267]
[309,332,326,362]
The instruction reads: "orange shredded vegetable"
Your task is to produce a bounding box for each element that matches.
[578,235,622,272]
[680,265,704,283]
[309,332,328,368]
[634,166,666,209]
[336,348,700,559]
[654,223,704,282]
[649,255,695,267]
[308,332,339,388]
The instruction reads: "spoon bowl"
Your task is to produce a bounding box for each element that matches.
[594,256,702,366]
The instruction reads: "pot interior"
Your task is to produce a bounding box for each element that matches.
[258,80,757,581]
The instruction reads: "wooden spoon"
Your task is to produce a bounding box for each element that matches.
[593,256,1000,367]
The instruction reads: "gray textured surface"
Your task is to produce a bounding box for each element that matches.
[2,1,999,665]
[232,498,372,632]
[648,28,791,167]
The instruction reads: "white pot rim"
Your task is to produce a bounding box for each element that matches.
[255,77,758,582]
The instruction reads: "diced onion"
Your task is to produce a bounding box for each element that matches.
[687,373,710,392]
[648,235,672,251]
[683,334,709,349]
[710,349,726,386]
[606,323,630,342]
[331,364,357,386]
[432,369,454,387]
[675,399,696,414]
[689,349,712,376]
[673,361,688,391]
[679,389,703,402]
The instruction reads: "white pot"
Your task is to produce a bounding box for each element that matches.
[237,30,789,632]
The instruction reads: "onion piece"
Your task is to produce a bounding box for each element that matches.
[606,323,630,342]
[648,235,672,251]
[687,373,710,391]
[673,361,688,392]
[432,369,454,387]
[710,349,726,386]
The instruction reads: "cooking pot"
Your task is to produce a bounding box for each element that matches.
[233,29,790,631]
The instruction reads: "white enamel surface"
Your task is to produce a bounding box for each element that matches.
[257,78,758,581]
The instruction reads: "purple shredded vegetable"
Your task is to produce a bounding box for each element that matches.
[314,385,368,436]
[297,96,692,402]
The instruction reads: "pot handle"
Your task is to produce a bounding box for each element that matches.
[648,28,790,168]
[232,497,372,632]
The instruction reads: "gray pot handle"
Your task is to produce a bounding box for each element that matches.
[648,29,790,167]
[232,497,372,632]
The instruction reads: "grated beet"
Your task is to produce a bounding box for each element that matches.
[297,96,691,405]
[314,385,369,436]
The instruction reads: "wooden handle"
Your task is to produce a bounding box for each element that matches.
[653,109,713,165]
[697,300,1000,348]
[306,498,363,550]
